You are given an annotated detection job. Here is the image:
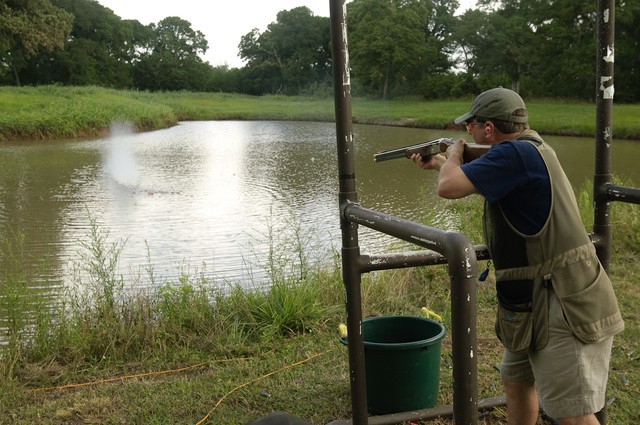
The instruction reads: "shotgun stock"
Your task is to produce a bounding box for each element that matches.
[373,137,490,163]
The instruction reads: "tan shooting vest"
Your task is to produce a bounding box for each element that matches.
[485,130,624,352]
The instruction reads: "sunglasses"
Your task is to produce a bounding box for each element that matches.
[463,117,486,131]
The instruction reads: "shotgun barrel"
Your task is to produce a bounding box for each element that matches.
[374,138,489,163]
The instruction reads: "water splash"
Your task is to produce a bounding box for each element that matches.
[104,122,139,187]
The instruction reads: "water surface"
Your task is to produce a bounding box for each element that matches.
[1,121,637,292]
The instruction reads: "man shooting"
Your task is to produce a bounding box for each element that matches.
[411,87,624,425]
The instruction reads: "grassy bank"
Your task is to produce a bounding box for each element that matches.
[2,85,640,141]
[1,182,639,424]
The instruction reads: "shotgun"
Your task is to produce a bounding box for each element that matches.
[373,137,490,163]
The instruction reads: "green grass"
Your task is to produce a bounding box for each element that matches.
[1,183,638,424]
[2,86,640,141]
[0,86,177,140]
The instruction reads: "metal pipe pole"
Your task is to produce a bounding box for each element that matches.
[606,185,640,205]
[329,1,368,423]
[360,245,490,273]
[593,0,615,270]
[594,2,616,424]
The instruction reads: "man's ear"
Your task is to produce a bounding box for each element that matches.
[484,121,494,135]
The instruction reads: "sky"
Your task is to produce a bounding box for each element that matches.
[96,0,476,69]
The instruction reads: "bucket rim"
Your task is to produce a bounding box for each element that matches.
[340,315,446,350]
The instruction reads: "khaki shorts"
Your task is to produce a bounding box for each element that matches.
[500,291,613,418]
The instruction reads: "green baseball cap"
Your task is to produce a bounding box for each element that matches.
[453,87,528,125]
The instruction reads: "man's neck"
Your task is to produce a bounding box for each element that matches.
[492,131,521,144]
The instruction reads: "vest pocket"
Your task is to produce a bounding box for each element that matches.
[553,261,621,343]
[495,300,533,353]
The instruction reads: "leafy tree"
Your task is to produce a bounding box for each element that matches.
[348,0,456,99]
[238,7,331,95]
[0,0,73,86]
[206,65,242,93]
[451,0,601,98]
[416,0,460,99]
[238,28,284,94]
[269,7,331,95]
[125,19,155,64]
[133,16,210,91]
[450,9,488,94]
[529,0,598,99]
[20,0,136,87]
[12,0,215,92]
[615,0,640,102]
[234,61,283,95]
[453,0,539,94]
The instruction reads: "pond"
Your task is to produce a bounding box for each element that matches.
[1,120,638,295]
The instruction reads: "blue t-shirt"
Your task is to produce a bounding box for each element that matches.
[460,140,551,235]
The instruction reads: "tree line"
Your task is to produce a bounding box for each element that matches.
[1,0,639,101]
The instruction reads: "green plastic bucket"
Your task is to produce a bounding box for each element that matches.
[341,315,446,415]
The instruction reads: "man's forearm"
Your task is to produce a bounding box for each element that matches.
[439,143,464,179]
[436,143,476,199]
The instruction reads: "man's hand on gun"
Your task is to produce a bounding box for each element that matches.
[410,139,466,171]
[410,151,444,170]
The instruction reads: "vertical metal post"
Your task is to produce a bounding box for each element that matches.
[594,2,615,424]
[442,235,479,425]
[329,1,368,423]
[593,0,615,271]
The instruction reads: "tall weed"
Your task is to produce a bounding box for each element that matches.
[0,230,29,378]
[0,229,52,378]
[577,178,640,255]
[1,214,342,375]
[217,216,335,339]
